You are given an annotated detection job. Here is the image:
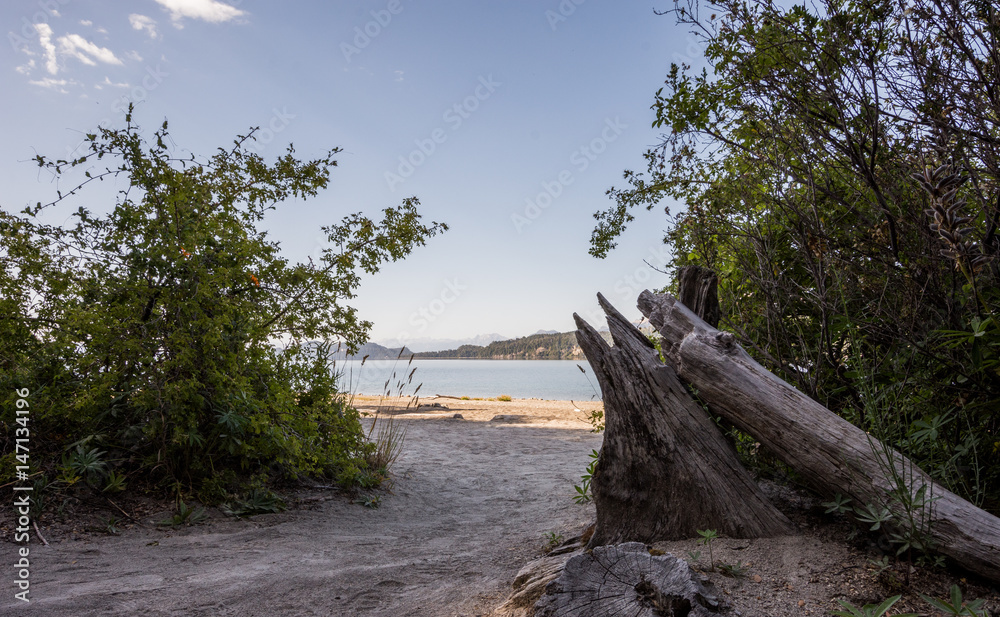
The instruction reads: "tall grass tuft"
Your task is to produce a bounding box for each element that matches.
[348,349,421,487]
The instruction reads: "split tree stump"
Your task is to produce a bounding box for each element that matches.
[574,293,791,547]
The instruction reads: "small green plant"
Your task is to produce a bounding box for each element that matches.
[873,556,903,593]
[158,500,208,527]
[497,394,512,402]
[573,450,600,504]
[585,409,605,433]
[697,529,718,571]
[717,560,749,578]
[460,396,470,400]
[105,516,121,535]
[221,488,286,517]
[855,502,893,532]
[686,549,702,562]
[823,493,853,515]
[542,531,564,553]
[832,595,916,617]
[102,470,127,494]
[869,556,892,576]
[359,493,381,509]
[64,445,108,487]
[920,585,989,617]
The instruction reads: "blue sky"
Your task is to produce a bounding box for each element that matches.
[2,0,703,347]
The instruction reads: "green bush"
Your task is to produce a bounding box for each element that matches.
[591,0,1000,513]
[0,110,445,501]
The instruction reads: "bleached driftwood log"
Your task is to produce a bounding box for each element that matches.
[638,289,1000,583]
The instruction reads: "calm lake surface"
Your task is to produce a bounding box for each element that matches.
[336,359,603,402]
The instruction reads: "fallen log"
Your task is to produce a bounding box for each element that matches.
[638,289,1000,583]
[574,294,791,547]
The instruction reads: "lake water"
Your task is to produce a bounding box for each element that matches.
[335,359,603,402]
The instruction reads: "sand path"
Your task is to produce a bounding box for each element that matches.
[4,398,602,616]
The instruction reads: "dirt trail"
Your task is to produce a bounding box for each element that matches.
[4,399,602,616]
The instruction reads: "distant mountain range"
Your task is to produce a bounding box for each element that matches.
[413,331,611,360]
[373,333,508,353]
[352,324,651,361]
[331,342,413,361]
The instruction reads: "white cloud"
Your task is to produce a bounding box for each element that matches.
[129,14,160,39]
[80,19,93,27]
[127,50,144,62]
[35,23,59,75]
[25,24,123,77]
[15,59,37,75]
[58,34,123,68]
[100,76,130,88]
[153,0,246,27]
[29,77,72,93]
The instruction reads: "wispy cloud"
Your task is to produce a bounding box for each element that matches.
[58,34,123,68]
[29,77,74,93]
[22,23,123,83]
[97,76,130,89]
[129,14,160,39]
[152,0,246,27]
[36,23,59,75]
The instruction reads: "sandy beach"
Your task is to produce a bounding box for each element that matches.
[2,396,603,616]
[3,396,996,616]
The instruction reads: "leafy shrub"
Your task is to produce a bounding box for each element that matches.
[591,0,1000,513]
[0,110,445,502]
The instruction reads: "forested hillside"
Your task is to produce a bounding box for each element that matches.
[332,342,413,361]
[414,331,606,359]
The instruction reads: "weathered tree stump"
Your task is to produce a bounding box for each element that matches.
[574,294,791,547]
[534,543,723,617]
[494,528,592,617]
[638,289,1000,583]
